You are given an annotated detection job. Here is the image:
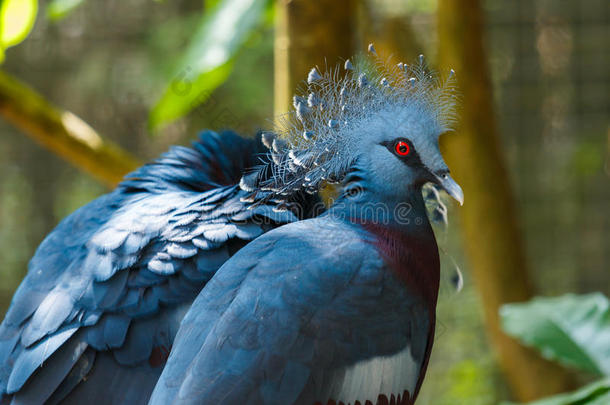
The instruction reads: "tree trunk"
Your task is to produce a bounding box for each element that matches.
[274,0,356,203]
[354,1,421,62]
[437,0,575,400]
[274,0,356,116]
[0,70,141,188]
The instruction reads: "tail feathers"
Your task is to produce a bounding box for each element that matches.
[120,130,267,194]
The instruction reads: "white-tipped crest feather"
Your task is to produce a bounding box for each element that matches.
[255,47,459,196]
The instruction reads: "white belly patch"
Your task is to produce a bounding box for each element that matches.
[322,345,419,404]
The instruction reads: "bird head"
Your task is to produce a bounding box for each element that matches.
[343,97,463,205]
[243,46,462,206]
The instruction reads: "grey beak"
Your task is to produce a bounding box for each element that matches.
[434,173,464,206]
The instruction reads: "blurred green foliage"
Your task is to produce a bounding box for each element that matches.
[46,0,84,21]
[149,0,272,131]
[442,360,496,405]
[0,168,35,287]
[52,174,105,220]
[518,380,610,405]
[571,141,604,179]
[0,0,37,62]
[501,294,610,375]
[3,0,274,131]
[501,294,610,404]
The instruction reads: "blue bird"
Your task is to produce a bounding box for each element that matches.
[149,52,463,405]
[0,130,319,404]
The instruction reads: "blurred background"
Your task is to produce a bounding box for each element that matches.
[0,0,608,404]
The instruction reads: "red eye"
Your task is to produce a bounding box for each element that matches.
[394,140,410,156]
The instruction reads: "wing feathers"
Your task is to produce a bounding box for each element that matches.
[45,348,96,405]
[113,319,156,366]
[7,326,78,393]
[86,315,130,350]
[92,270,129,309]
[167,243,198,259]
[0,130,308,402]
[9,333,88,405]
[20,292,74,347]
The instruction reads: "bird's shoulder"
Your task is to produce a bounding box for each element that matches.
[254,215,374,259]
[221,215,381,285]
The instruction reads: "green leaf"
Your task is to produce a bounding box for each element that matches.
[0,0,38,59]
[502,379,610,405]
[500,293,610,376]
[204,0,223,9]
[149,0,268,131]
[46,0,85,22]
[150,63,232,130]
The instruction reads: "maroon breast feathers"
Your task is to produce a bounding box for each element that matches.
[359,221,440,307]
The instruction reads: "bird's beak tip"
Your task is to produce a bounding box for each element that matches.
[435,173,464,206]
[451,187,464,206]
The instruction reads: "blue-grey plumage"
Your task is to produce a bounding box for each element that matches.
[2,48,462,405]
[0,130,318,405]
[149,196,441,405]
[150,51,463,405]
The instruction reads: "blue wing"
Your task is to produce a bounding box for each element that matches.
[0,130,310,405]
[149,216,432,405]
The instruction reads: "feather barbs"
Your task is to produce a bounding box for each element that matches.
[245,46,459,199]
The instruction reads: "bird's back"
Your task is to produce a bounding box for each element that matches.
[0,130,314,405]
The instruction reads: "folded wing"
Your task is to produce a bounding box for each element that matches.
[0,131,313,405]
